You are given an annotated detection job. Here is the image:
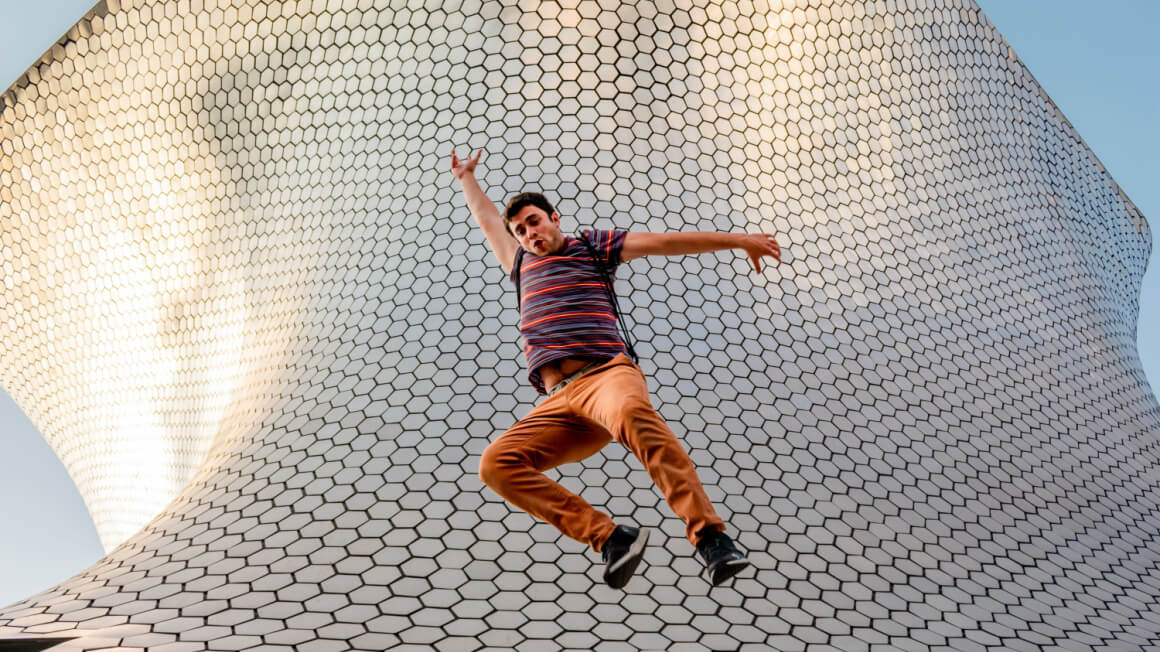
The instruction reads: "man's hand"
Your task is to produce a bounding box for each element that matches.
[450,148,481,180]
[738,233,781,273]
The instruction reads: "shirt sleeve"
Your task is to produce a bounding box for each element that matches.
[583,229,628,270]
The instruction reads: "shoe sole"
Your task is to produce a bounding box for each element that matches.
[604,527,650,589]
[708,557,750,587]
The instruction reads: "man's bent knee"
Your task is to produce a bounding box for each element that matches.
[478,445,522,490]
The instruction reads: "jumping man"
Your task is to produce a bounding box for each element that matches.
[450,148,781,588]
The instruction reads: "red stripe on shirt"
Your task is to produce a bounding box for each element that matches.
[522,311,616,329]
[524,282,606,299]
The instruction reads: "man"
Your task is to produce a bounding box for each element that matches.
[450,148,781,588]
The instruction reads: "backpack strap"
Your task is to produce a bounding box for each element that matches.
[513,247,526,312]
[580,231,639,363]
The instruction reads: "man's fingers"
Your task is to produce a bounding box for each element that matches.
[767,235,781,263]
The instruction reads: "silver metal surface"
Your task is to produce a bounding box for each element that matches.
[1,0,1157,650]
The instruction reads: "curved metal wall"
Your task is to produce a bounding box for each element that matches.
[2,0,1158,650]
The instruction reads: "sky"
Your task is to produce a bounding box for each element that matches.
[1,0,1158,608]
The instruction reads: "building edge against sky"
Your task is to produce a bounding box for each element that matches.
[2,0,1160,650]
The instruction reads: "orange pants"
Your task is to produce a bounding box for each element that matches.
[479,354,725,552]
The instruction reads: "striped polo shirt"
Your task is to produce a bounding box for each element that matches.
[510,229,629,394]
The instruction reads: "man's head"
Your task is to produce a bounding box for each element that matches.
[505,192,565,256]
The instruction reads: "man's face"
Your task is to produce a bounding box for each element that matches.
[508,205,565,256]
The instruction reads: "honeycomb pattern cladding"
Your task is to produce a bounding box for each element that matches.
[1,0,1158,650]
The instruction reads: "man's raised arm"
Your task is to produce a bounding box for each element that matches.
[450,149,518,274]
[621,231,782,274]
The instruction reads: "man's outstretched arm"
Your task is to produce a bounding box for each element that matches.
[621,231,782,273]
[450,149,518,274]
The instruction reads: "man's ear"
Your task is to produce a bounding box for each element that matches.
[550,212,561,226]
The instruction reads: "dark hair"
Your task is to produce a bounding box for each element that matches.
[503,192,556,232]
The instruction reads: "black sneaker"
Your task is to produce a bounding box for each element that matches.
[601,525,650,589]
[696,528,750,586]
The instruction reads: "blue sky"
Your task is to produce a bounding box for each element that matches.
[1,1,1157,607]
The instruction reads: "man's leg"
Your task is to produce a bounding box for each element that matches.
[478,394,618,551]
[566,355,726,546]
[567,355,750,585]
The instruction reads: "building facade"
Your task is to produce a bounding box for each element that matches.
[1,0,1158,649]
